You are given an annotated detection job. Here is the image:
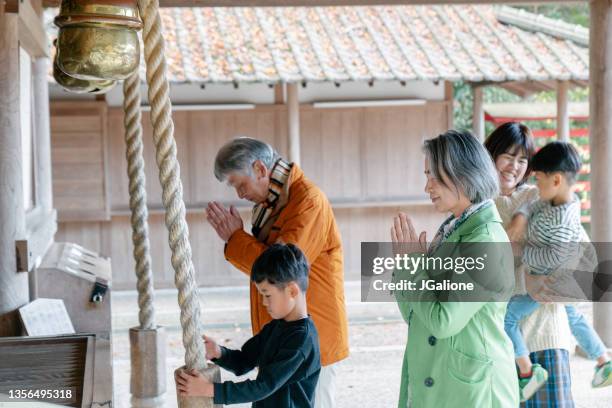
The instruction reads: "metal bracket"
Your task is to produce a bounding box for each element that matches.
[15,240,32,273]
[90,279,108,304]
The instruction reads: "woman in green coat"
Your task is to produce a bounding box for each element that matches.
[391,130,519,407]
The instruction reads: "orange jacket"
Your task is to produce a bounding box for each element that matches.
[225,164,349,366]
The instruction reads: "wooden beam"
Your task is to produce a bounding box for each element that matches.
[0,10,29,336]
[33,57,54,211]
[21,56,57,275]
[30,0,43,16]
[590,0,612,347]
[286,83,300,165]
[161,0,584,5]
[42,0,585,7]
[556,80,569,142]
[472,85,484,142]
[16,0,48,57]
[4,0,18,13]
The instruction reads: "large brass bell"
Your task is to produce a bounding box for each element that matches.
[52,39,117,94]
[53,57,116,94]
[54,0,142,81]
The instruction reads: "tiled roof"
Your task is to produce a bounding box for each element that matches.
[47,5,589,85]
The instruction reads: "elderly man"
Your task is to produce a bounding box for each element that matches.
[206,137,349,408]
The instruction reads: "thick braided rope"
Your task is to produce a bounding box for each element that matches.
[123,72,156,330]
[138,0,206,371]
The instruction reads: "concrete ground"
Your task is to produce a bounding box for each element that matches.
[111,282,612,408]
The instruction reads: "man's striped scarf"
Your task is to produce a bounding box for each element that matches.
[251,158,293,241]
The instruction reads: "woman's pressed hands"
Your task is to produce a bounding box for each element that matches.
[390,212,427,255]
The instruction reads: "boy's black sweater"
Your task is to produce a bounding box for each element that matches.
[212,316,321,407]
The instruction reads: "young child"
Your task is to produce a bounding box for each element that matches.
[504,141,612,401]
[175,243,321,407]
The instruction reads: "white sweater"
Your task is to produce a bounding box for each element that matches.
[495,185,572,352]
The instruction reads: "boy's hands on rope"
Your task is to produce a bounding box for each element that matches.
[173,336,221,398]
[206,201,243,242]
[203,334,222,360]
[175,368,214,397]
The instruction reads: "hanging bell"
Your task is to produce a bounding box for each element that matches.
[54,0,142,81]
[53,52,117,94]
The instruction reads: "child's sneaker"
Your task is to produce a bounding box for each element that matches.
[519,364,549,402]
[592,361,612,388]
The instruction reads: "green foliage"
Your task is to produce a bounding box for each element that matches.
[516,5,589,27]
[452,6,589,134]
[452,80,472,132]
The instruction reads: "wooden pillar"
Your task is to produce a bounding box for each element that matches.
[0,8,28,336]
[33,57,53,212]
[445,81,454,129]
[472,85,485,142]
[286,83,300,164]
[590,0,612,347]
[274,83,284,104]
[556,80,570,142]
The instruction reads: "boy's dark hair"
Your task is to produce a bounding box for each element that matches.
[251,243,309,292]
[531,141,582,184]
[484,122,536,187]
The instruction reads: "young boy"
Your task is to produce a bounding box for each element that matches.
[175,243,321,407]
[504,141,612,401]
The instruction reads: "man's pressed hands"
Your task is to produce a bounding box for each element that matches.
[174,335,222,398]
[206,201,243,242]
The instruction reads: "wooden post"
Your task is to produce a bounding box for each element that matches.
[130,327,167,407]
[274,83,284,104]
[445,81,454,129]
[556,80,570,142]
[472,85,485,142]
[33,57,53,212]
[0,8,28,337]
[590,0,612,347]
[286,83,300,164]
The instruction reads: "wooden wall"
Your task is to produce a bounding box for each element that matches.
[53,101,449,289]
[50,102,110,221]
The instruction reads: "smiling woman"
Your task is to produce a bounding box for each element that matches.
[486,123,585,406]
[484,122,536,197]
[390,130,518,408]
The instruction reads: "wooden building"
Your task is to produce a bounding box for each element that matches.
[47,5,589,289]
[2,0,612,349]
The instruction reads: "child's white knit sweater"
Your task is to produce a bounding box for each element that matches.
[495,185,572,352]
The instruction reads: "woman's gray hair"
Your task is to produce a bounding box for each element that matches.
[214,137,280,181]
[423,130,500,203]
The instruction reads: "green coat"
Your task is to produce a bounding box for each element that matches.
[394,205,519,408]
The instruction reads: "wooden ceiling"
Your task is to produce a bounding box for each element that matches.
[42,0,585,8]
